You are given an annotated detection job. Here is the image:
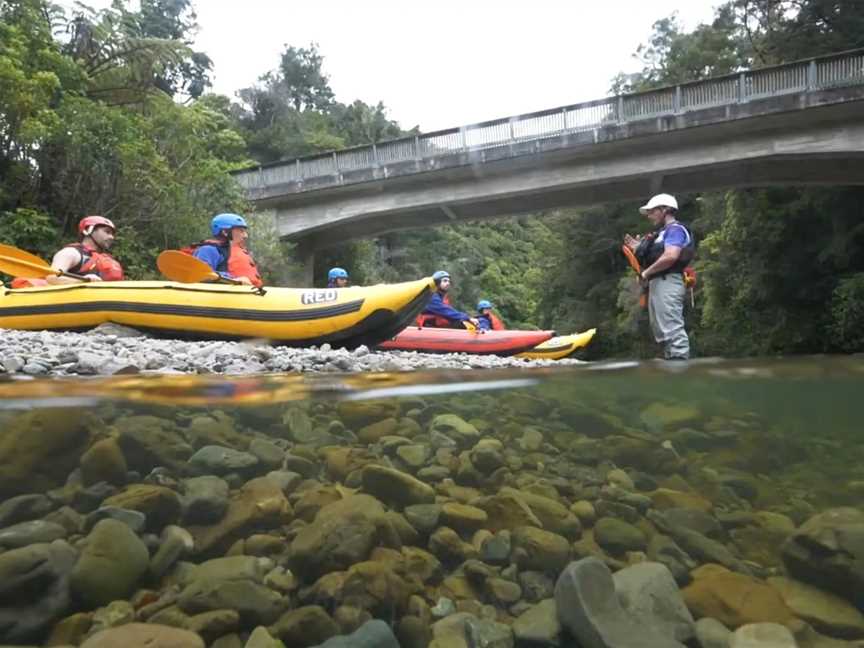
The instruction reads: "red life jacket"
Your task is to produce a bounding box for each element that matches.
[416,293,454,328]
[10,243,123,288]
[181,239,263,288]
[488,312,505,330]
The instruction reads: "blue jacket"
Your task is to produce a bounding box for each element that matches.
[193,245,233,280]
[422,292,471,323]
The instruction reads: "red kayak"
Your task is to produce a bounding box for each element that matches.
[377,327,555,356]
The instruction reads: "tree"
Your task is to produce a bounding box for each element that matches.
[611,6,746,93]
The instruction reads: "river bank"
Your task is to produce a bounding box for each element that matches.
[0,326,583,377]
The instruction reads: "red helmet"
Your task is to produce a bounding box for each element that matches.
[79,215,116,237]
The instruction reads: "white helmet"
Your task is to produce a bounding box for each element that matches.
[639,193,678,214]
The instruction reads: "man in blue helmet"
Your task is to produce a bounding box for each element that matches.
[327,267,349,288]
[475,300,505,331]
[416,270,480,328]
[183,213,263,287]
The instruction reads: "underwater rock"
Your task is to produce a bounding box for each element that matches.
[512,598,561,646]
[182,475,230,524]
[80,437,128,486]
[512,526,571,572]
[0,409,90,497]
[80,623,205,648]
[781,507,864,608]
[0,540,78,643]
[429,414,481,449]
[612,562,696,643]
[290,494,387,579]
[0,493,55,527]
[189,445,259,475]
[554,557,687,648]
[0,519,67,548]
[768,576,864,639]
[70,519,149,608]
[116,415,194,474]
[268,605,338,645]
[189,476,291,556]
[103,483,182,530]
[360,465,436,508]
[682,565,794,628]
[593,517,647,554]
[729,622,797,647]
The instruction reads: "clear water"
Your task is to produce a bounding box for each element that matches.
[2,356,863,645]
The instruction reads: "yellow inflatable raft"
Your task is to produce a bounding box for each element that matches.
[0,278,434,347]
[516,328,596,360]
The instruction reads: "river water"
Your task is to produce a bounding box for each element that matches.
[1,357,863,646]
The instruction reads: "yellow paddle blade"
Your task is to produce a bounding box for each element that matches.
[0,251,57,279]
[157,250,220,283]
[463,320,477,332]
[0,244,57,273]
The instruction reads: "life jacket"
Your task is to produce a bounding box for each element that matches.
[416,293,455,328]
[478,312,505,331]
[10,243,123,288]
[634,222,695,278]
[182,238,263,288]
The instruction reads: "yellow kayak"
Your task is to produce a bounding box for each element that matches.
[0,278,434,347]
[516,328,596,360]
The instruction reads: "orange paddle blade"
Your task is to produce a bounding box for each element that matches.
[157,250,220,283]
[621,245,642,274]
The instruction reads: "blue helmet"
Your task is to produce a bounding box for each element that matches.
[328,267,349,281]
[211,213,248,236]
[477,300,493,310]
[432,270,450,284]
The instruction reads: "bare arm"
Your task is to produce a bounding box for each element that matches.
[46,248,93,284]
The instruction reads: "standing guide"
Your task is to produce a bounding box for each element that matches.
[624,194,694,360]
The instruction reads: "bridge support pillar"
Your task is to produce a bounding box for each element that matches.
[290,246,314,287]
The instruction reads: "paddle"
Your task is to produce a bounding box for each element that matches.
[156,250,265,295]
[621,244,648,309]
[0,244,87,280]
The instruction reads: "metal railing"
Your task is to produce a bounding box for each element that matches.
[234,49,864,191]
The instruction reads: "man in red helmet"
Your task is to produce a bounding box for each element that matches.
[47,216,124,284]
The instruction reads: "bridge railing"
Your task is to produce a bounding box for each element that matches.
[234,48,864,190]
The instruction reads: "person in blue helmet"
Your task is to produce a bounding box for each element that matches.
[475,300,505,331]
[327,267,349,288]
[183,213,262,287]
[416,270,480,328]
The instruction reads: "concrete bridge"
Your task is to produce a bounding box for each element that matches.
[233,49,864,276]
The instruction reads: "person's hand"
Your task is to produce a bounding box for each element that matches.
[235,276,253,286]
[469,317,480,327]
[84,274,102,282]
[623,234,640,251]
[639,270,650,286]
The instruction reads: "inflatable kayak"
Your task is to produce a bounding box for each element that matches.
[377,327,555,356]
[0,278,434,347]
[516,328,597,360]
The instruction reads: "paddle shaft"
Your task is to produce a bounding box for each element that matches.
[0,254,88,281]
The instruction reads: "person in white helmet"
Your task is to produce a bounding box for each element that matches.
[624,193,694,360]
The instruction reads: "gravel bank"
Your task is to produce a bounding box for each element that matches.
[0,325,584,377]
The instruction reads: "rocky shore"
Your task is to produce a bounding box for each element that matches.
[1,368,864,647]
[0,326,583,376]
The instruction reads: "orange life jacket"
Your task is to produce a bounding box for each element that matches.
[416,294,454,328]
[488,312,505,330]
[181,239,263,288]
[9,243,123,288]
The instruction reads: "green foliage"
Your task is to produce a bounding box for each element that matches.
[830,274,864,352]
[0,0,248,282]
[0,207,59,255]
[611,6,746,93]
